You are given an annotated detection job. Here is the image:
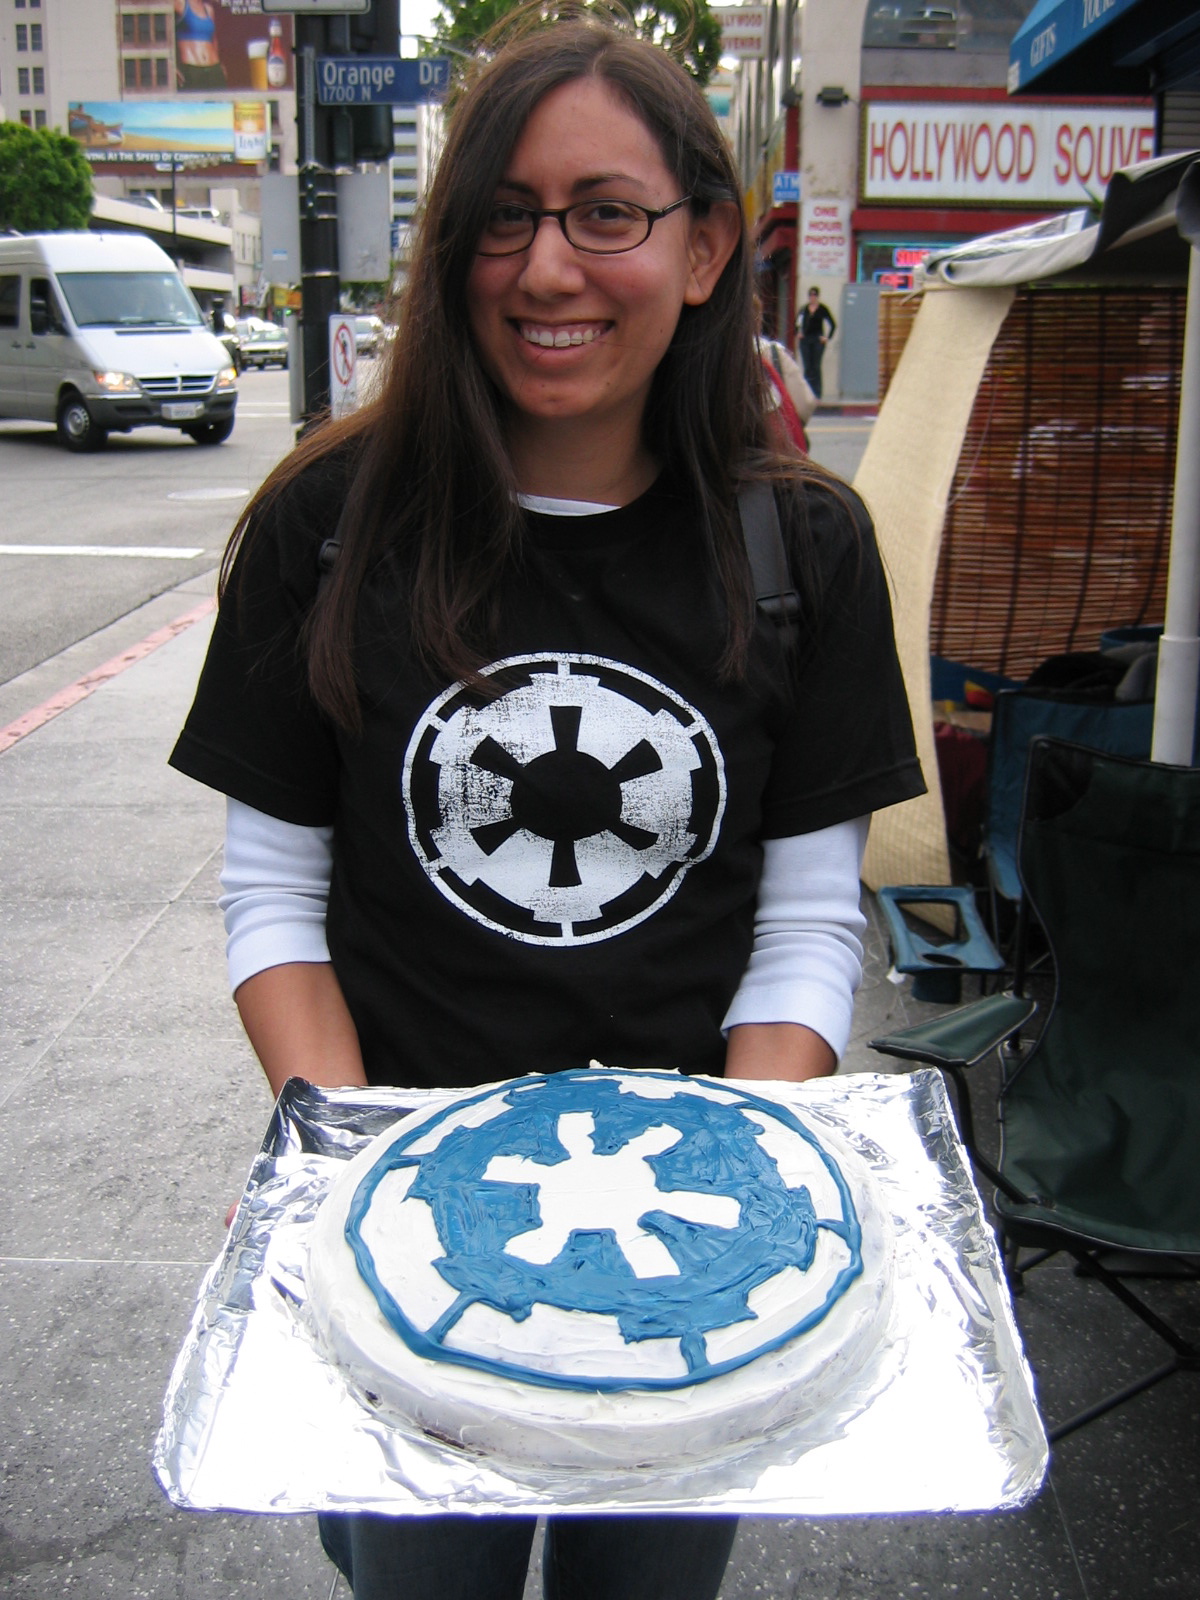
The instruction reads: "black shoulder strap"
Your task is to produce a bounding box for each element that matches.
[736,482,800,642]
[319,489,801,642]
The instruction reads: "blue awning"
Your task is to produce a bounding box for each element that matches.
[1009,0,1200,95]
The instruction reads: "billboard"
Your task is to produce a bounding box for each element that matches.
[172,0,293,93]
[69,101,269,163]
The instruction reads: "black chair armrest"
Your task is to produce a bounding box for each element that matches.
[868,992,1036,1070]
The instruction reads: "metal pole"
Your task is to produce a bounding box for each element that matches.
[295,18,339,428]
[1152,164,1200,765]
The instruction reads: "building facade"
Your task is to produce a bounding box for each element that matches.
[724,0,1157,398]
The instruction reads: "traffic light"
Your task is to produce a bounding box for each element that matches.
[349,0,400,55]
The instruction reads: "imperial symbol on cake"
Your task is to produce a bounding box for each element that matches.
[308,1069,895,1476]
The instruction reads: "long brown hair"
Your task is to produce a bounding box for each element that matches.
[223,11,832,731]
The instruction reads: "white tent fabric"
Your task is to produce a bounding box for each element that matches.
[855,287,1014,897]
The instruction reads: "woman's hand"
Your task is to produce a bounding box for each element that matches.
[723,1021,836,1083]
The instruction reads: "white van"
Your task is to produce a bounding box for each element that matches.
[0,232,237,451]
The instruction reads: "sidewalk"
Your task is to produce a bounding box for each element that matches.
[1,571,1196,1598]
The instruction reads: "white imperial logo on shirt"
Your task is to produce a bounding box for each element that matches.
[401,653,727,944]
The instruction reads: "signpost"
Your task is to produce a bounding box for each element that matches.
[316,55,450,103]
[329,314,358,419]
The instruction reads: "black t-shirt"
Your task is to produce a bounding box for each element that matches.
[170,463,923,1090]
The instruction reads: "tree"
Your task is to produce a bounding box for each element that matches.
[0,123,93,232]
[432,0,723,86]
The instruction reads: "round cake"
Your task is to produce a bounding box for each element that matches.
[307,1068,894,1474]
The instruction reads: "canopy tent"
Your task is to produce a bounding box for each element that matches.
[923,150,1200,766]
[855,151,1199,898]
[1009,0,1200,96]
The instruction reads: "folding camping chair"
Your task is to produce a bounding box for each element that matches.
[871,737,1200,1441]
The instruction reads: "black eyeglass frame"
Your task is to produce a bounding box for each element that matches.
[476,195,693,257]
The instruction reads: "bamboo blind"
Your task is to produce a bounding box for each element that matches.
[878,291,923,400]
[932,286,1185,680]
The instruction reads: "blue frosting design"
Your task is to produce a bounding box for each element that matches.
[345,1070,862,1393]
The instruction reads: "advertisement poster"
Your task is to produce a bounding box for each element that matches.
[800,199,851,280]
[172,0,293,93]
[69,100,268,163]
[862,102,1155,206]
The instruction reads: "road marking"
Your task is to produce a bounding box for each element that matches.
[166,487,250,502]
[0,597,216,756]
[0,544,206,559]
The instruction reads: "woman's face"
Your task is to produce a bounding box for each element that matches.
[466,76,734,451]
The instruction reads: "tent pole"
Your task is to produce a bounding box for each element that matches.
[1152,219,1200,766]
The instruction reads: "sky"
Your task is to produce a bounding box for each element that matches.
[398,0,442,50]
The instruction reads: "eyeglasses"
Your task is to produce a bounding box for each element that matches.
[476,196,692,257]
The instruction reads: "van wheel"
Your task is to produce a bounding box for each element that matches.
[184,419,235,445]
[57,392,108,453]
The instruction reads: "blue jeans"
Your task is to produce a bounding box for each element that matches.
[318,1511,738,1600]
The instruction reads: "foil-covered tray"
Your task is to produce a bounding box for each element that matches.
[153,1069,1047,1516]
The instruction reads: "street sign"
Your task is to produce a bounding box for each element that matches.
[262,1,370,13]
[772,170,800,206]
[316,55,450,104]
[329,314,358,420]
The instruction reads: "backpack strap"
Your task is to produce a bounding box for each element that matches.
[736,482,800,643]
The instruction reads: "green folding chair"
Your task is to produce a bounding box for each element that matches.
[872,736,1200,1440]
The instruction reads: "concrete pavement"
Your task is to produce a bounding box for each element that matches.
[1,544,1197,1597]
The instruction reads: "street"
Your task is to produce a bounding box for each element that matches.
[0,368,295,694]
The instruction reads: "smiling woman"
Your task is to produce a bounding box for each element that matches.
[168,13,924,1599]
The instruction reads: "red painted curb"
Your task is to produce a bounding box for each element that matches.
[0,597,216,756]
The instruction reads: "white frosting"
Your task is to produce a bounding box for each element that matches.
[307,1071,894,1475]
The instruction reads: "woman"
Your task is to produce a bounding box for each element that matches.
[171,16,923,1599]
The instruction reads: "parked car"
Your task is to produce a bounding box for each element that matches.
[354,314,383,357]
[235,317,289,370]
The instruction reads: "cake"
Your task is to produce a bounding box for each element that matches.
[307,1067,894,1475]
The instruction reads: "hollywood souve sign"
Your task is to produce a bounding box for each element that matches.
[862,102,1154,205]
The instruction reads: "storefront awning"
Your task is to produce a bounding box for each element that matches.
[1009,0,1200,97]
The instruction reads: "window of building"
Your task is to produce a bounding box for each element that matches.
[30,21,41,48]
[122,15,135,42]
[34,108,46,128]
[15,22,27,48]
[123,56,158,89]
[155,55,168,85]
[19,108,31,125]
[17,65,29,93]
[15,0,25,10]
[154,12,167,42]
[32,65,43,91]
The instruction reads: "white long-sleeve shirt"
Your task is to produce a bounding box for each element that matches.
[219,799,868,1061]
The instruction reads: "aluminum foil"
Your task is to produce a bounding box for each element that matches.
[153,1069,1047,1516]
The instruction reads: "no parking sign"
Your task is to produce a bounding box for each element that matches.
[329,314,358,419]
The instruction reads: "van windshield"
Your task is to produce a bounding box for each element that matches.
[56,271,205,329]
